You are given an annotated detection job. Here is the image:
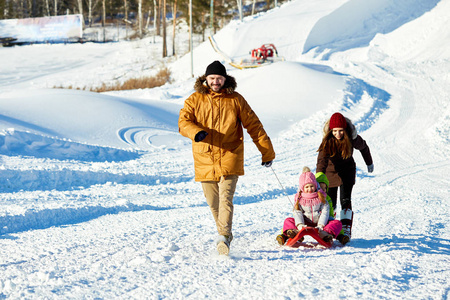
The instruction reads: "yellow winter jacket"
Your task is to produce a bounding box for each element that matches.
[179,75,275,181]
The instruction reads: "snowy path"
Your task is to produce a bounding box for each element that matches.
[1,0,450,298]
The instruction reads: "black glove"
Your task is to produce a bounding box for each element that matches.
[261,161,272,167]
[194,130,208,142]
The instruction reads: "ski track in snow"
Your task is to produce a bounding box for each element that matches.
[1,0,450,298]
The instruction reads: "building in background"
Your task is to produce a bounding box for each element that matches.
[0,14,83,45]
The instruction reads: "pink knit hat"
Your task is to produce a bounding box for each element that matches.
[299,167,317,192]
[329,112,347,129]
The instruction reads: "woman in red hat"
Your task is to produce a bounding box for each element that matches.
[316,112,373,242]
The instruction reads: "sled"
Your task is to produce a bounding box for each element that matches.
[285,227,333,248]
[208,36,284,70]
[230,44,285,69]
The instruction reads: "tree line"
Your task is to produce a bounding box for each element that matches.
[0,0,286,56]
[1,0,284,32]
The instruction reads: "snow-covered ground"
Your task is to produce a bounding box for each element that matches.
[1,0,450,298]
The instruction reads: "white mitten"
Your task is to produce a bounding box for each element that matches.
[297,224,307,230]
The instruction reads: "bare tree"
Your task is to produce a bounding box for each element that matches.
[172,0,177,56]
[236,0,242,21]
[162,0,166,56]
[201,11,205,41]
[145,7,150,28]
[85,0,99,26]
[76,0,83,15]
[209,0,213,32]
[138,0,142,37]
[156,0,161,35]
[102,0,105,41]
[123,0,127,21]
[152,0,157,29]
[44,0,50,16]
[86,0,92,25]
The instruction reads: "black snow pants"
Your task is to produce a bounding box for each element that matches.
[328,182,354,211]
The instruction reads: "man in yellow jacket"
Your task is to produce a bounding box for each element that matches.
[179,61,276,255]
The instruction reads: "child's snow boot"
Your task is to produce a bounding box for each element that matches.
[286,229,299,239]
[337,233,350,245]
[285,229,304,243]
[276,234,287,245]
[318,229,333,243]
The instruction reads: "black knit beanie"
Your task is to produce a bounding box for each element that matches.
[205,61,227,77]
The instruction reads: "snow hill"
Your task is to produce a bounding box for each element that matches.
[0,0,449,298]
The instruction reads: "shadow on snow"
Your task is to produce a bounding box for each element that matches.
[0,202,178,236]
[0,169,192,193]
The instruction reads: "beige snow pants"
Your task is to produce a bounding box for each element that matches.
[201,175,239,236]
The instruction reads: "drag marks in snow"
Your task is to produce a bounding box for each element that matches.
[377,160,449,187]
[117,126,187,150]
[341,77,390,134]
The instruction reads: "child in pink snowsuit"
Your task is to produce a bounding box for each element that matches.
[277,167,342,245]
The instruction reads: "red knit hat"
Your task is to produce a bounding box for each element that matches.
[329,112,347,129]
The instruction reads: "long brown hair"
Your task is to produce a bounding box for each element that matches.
[318,190,326,204]
[317,126,353,159]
